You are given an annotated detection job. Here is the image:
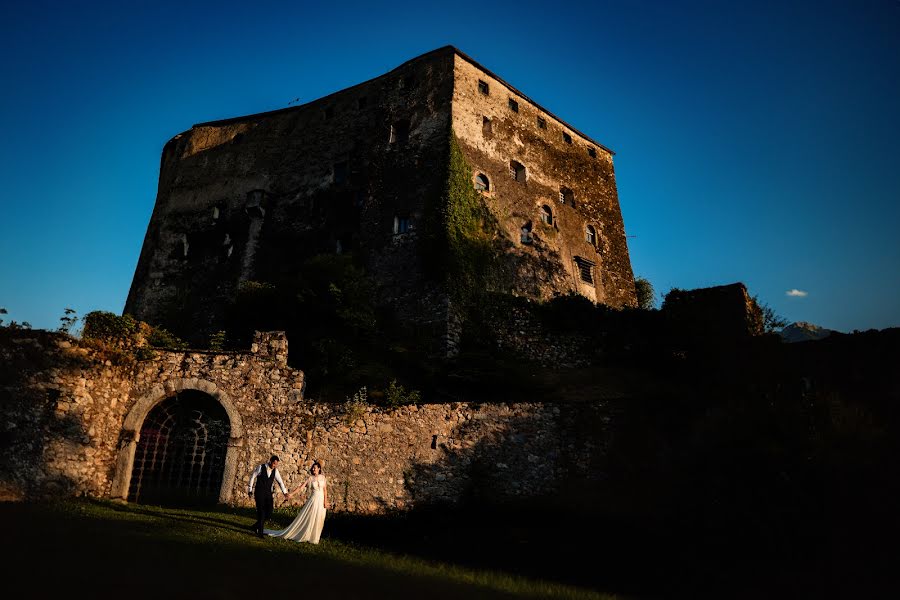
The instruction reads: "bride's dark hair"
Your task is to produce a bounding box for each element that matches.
[309,461,323,474]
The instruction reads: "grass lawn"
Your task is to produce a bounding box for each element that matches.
[1,499,617,599]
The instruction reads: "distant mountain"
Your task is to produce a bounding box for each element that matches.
[779,321,836,343]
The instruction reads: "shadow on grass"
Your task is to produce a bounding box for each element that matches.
[1,499,611,600]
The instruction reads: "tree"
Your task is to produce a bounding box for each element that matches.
[752,295,788,333]
[635,277,655,310]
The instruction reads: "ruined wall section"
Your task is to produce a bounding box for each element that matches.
[450,55,636,307]
[126,50,457,344]
[0,330,610,511]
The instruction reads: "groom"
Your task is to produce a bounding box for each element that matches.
[248,454,289,537]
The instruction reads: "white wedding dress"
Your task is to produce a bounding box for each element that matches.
[266,474,327,544]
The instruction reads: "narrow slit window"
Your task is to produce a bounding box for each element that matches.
[333,161,349,184]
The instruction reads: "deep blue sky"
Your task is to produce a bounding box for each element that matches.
[1,0,898,333]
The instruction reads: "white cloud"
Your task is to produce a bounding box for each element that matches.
[786,289,808,298]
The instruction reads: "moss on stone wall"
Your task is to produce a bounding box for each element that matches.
[433,133,504,306]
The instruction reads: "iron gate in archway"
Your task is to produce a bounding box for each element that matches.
[128,390,231,506]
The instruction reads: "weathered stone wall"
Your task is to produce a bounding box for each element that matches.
[126,49,457,345]
[451,53,637,308]
[0,330,609,510]
[662,283,764,342]
[479,300,593,368]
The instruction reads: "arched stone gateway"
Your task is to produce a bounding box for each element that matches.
[128,390,229,505]
[111,378,244,504]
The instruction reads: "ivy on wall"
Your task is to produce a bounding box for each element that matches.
[432,132,504,307]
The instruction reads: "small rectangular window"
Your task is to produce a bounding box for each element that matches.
[390,120,410,145]
[393,215,410,235]
[477,80,489,95]
[536,117,547,129]
[575,258,595,285]
[508,98,519,113]
[324,106,334,120]
[562,132,572,144]
[358,96,368,109]
[588,147,597,158]
[333,161,349,184]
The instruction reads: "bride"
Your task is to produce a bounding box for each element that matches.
[266,461,328,544]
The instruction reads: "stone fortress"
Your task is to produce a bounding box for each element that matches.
[125,46,636,347]
[2,48,640,509]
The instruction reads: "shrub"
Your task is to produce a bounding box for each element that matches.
[82,311,138,341]
[209,330,227,351]
[385,378,422,408]
[342,387,369,425]
[146,326,187,350]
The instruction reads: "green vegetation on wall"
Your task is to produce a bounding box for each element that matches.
[434,133,503,306]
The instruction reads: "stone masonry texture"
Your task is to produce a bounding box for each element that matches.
[124,47,636,347]
[0,330,609,510]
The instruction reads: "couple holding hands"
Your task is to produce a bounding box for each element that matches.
[248,455,328,544]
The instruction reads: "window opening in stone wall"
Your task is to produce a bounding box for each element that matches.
[562,132,572,144]
[475,173,490,191]
[540,205,553,225]
[333,161,349,184]
[520,221,533,244]
[478,80,489,95]
[588,147,597,158]
[559,186,574,205]
[324,106,334,120]
[393,215,410,235]
[358,96,368,109]
[482,116,492,137]
[537,116,547,129]
[575,257,595,285]
[586,224,597,245]
[510,160,526,183]
[128,390,230,506]
[390,119,410,145]
[508,98,519,113]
